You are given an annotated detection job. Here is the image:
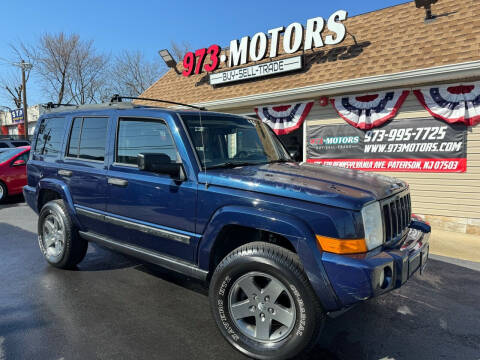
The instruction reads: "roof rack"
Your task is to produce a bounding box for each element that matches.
[110,94,207,111]
[42,102,76,110]
[41,95,207,114]
[41,102,136,113]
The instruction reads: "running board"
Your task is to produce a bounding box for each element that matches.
[79,231,208,281]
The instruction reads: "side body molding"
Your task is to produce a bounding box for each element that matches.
[197,205,340,311]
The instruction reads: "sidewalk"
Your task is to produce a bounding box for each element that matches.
[429,228,480,263]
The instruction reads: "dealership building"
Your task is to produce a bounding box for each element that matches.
[140,0,480,235]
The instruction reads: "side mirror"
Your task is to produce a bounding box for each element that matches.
[12,159,26,167]
[137,153,186,181]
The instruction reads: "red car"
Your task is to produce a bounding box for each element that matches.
[0,146,30,203]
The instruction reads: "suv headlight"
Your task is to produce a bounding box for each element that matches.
[361,201,384,251]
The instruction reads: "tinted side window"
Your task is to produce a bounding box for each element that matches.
[116,118,178,165]
[34,117,65,158]
[15,151,29,162]
[12,141,29,147]
[0,142,9,148]
[67,117,107,161]
[67,118,82,158]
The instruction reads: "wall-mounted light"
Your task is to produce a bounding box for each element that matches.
[415,0,438,21]
[158,49,181,74]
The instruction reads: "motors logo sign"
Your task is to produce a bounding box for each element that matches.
[182,10,348,83]
[307,118,467,172]
[310,136,360,146]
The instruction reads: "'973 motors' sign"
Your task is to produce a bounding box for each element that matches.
[307,118,467,172]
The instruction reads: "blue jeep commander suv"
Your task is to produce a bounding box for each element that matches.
[24,101,430,360]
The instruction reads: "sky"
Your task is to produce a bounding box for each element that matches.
[0,0,410,107]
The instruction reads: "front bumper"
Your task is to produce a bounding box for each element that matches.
[321,220,430,308]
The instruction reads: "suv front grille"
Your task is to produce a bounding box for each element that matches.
[382,190,411,243]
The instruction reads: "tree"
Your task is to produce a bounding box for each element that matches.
[109,50,163,97]
[1,74,23,108]
[32,32,80,104]
[67,40,109,104]
[0,44,34,108]
[170,40,191,62]
[18,32,110,105]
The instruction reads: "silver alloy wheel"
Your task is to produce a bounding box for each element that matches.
[0,184,4,200]
[42,213,65,262]
[228,271,296,343]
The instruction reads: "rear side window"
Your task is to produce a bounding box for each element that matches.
[34,117,65,158]
[67,117,108,161]
[0,142,9,148]
[116,118,179,165]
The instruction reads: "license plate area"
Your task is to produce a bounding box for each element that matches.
[408,243,429,277]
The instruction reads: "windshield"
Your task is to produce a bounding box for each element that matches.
[181,114,291,169]
[0,148,23,164]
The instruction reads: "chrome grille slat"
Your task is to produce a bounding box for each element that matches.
[382,190,411,243]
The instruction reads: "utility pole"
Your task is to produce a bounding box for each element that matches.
[14,60,32,141]
[21,60,28,141]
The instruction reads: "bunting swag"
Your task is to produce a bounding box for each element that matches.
[414,84,480,126]
[255,102,314,135]
[331,90,410,130]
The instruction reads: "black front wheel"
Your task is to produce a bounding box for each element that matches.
[209,242,325,360]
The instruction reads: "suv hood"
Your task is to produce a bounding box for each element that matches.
[200,163,407,210]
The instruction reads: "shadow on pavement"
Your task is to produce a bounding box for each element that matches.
[0,194,25,208]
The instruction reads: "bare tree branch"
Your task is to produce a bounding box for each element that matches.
[170,40,191,62]
[67,40,109,104]
[0,43,35,108]
[109,50,164,97]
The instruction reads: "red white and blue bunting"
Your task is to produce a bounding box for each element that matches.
[414,83,480,126]
[255,102,314,135]
[331,90,410,130]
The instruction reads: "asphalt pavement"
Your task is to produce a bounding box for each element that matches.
[1,197,479,360]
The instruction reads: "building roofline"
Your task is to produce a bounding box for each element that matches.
[186,60,480,110]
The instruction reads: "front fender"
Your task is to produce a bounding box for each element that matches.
[197,205,340,310]
[37,178,81,228]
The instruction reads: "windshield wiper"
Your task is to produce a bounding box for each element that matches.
[206,162,256,170]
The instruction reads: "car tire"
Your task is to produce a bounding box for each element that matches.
[0,181,7,203]
[38,199,88,269]
[209,242,325,360]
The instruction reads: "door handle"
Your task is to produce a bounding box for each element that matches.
[108,177,128,187]
[58,169,72,177]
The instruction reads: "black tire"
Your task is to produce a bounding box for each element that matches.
[38,199,88,269]
[209,242,325,360]
[0,181,7,203]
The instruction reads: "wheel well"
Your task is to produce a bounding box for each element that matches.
[38,189,62,211]
[210,225,297,273]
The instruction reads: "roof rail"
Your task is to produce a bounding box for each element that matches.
[41,102,135,113]
[42,102,76,110]
[110,94,207,111]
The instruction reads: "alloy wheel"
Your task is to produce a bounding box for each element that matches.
[228,271,296,343]
[42,213,65,261]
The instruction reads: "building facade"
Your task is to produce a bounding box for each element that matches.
[140,0,480,234]
[0,104,42,138]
